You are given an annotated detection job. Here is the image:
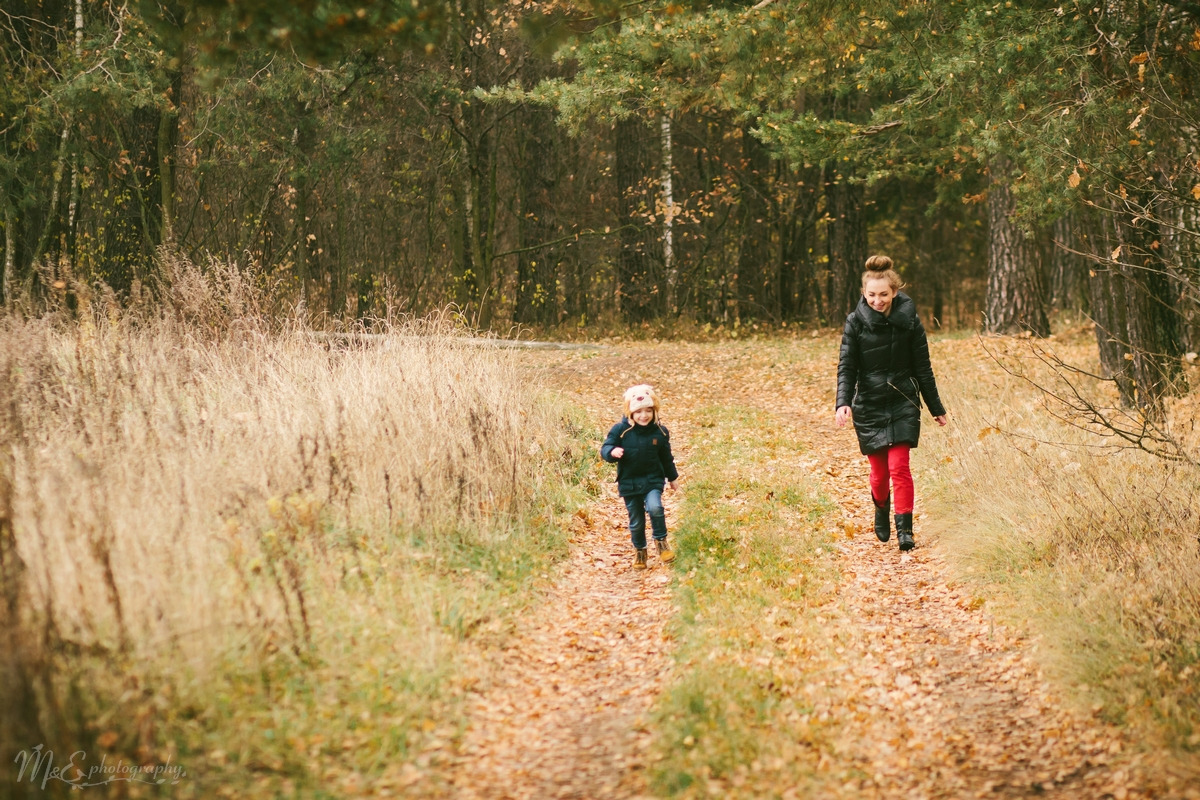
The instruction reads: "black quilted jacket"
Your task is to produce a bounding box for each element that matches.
[836,292,946,455]
[600,418,679,498]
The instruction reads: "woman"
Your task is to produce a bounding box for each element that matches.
[835,255,948,551]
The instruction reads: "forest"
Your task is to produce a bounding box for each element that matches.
[4,1,1200,797]
[3,0,1198,412]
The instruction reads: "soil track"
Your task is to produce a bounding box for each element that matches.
[449,487,673,800]
[444,338,1182,799]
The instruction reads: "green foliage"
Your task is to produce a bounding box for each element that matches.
[143,0,445,65]
[6,0,1198,331]
[544,0,1200,233]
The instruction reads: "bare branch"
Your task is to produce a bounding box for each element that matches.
[976,336,1196,464]
[489,225,638,263]
[853,120,904,137]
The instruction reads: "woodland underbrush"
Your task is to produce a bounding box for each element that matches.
[0,255,595,797]
[923,331,1200,768]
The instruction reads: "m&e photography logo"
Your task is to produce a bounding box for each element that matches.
[14,744,187,790]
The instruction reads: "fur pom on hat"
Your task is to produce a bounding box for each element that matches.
[623,384,659,417]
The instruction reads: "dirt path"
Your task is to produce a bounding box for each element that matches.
[447,483,676,800]
[790,457,1151,799]
[445,339,1178,799]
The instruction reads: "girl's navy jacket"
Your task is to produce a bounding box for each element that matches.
[601,418,679,498]
[836,292,947,455]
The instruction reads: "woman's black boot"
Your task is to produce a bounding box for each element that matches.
[873,494,891,542]
[896,512,914,551]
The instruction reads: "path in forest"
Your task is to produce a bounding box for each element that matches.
[447,484,674,800]
[446,338,1182,799]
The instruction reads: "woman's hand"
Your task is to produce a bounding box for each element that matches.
[934,414,948,427]
[668,480,679,492]
[835,406,852,427]
[610,446,624,459]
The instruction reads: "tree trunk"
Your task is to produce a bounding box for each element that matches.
[158,89,179,246]
[478,117,500,328]
[661,114,677,315]
[737,127,771,321]
[329,185,348,315]
[450,99,498,328]
[824,162,868,320]
[1114,207,1185,416]
[780,164,821,321]
[567,244,588,323]
[922,219,945,329]
[449,171,471,310]
[65,0,83,256]
[1161,199,1200,353]
[1081,209,1136,405]
[984,158,1049,336]
[514,104,560,327]
[151,0,185,249]
[615,117,658,322]
[292,114,311,304]
[1049,213,1086,314]
[3,203,15,306]
[291,100,320,307]
[30,126,70,269]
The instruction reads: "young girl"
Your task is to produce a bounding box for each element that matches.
[835,256,947,551]
[600,384,680,569]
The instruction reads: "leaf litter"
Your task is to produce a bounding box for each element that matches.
[420,336,1191,799]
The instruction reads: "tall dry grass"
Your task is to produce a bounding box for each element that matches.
[0,253,593,795]
[922,331,1200,765]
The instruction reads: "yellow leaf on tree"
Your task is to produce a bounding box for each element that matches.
[1192,184,1200,200]
[1067,169,1081,188]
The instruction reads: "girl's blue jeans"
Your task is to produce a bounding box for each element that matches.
[623,489,666,550]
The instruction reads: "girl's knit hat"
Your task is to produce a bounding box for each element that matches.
[624,384,659,417]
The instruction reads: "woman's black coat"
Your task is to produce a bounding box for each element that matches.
[836,292,946,455]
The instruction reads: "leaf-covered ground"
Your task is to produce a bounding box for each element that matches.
[429,335,1191,799]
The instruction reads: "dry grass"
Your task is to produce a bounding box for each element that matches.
[922,329,1200,760]
[0,254,594,796]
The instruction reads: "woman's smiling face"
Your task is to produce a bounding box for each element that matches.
[863,278,896,315]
